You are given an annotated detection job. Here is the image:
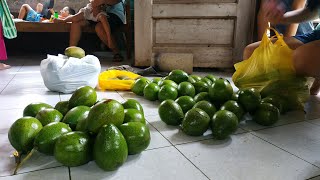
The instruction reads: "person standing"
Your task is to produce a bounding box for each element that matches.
[0,0,17,70]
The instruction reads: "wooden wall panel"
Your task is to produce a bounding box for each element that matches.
[134,0,153,66]
[153,3,237,17]
[153,46,233,68]
[154,19,234,45]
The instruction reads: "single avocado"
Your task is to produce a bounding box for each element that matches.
[34,122,72,155]
[131,77,150,96]
[62,106,91,130]
[65,46,85,58]
[8,117,43,153]
[168,70,189,84]
[123,109,146,124]
[181,108,211,136]
[122,99,144,115]
[87,99,124,134]
[54,101,70,116]
[54,131,92,167]
[94,124,128,171]
[76,117,89,132]
[158,100,184,126]
[69,86,97,109]
[35,108,63,126]
[23,102,53,117]
[119,122,150,155]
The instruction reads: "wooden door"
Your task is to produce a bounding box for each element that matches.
[134,0,256,68]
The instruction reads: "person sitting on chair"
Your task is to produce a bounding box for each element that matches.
[66,0,126,62]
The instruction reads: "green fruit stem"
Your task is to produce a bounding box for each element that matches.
[13,148,35,175]
[13,151,22,164]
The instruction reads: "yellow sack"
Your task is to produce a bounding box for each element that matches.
[99,70,140,91]
[232,28,309,111]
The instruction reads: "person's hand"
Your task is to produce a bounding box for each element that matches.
[263,0,285,24]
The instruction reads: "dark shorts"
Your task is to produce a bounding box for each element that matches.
[294,30,320,44]
[88,13,123,33]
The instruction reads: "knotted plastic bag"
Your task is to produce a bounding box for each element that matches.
[40,54,101,94]
[232,28,309,111]
[99,70,140,91]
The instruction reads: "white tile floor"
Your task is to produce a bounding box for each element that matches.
[1,56,320,180]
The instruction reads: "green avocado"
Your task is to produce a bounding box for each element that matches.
[119,122,150,155]
[54,101,70,116]
[93,124,128,171]
[54,131,92,167]
[35,108,63,126]
[68,86,97,109]
[8,117,43,153]
[23,102,53,117]
[34,122,72,155]
[87,99,124,134]
[62,106,90,130]
[122,99,144,115]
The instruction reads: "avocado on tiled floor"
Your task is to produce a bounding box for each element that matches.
[1,55,320,180]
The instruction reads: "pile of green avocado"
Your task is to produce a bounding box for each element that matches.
[8,86,151,174]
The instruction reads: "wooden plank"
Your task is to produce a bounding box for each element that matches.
[153,0,236,4]
[233,0,256,63]
[134,0,153,66]
[153,3,237,18]
[14,22,95,33]
[153,46,233,68]
[154,19,234,45]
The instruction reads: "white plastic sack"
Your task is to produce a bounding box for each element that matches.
[40,54,101,93]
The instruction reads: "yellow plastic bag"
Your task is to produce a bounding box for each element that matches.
[99,70,140,91]
[232,28,309,111]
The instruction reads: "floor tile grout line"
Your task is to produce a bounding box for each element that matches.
[250,132,320,169]
[0,65,24,94]
[68,167,71,180]
[306,120,320,127]
[144,145,174,152]
[172,146,211,180]
[0,165,64,177]
[115,91,127,102]
[146,119,211,180]
[306,174,320,180]
[0,108,24,111]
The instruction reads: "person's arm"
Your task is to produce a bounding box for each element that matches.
[264,0,319,24]
[54,12,85,23]
[91,0,121,8]
[284,0,307,37]
[257,0,269,40]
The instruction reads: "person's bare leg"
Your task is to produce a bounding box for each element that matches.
[95,22,108,45]
[18,4,32,19]
[96,17,119,55]
[0,63,11,70]
[95,22,121,61]
[292,40,320,95]
[243,37,304,60]
[69,20,87,46]
[97,15,112,49]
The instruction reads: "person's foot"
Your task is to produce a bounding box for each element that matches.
[0,63,11,70]
[310,78,320,95]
